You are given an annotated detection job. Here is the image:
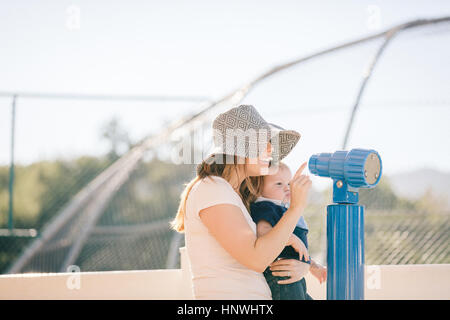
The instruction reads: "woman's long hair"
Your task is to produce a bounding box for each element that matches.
[170,154,264,233]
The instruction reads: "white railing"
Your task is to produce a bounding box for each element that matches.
[0,247,449,300]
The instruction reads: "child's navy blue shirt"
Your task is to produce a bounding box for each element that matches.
[250,200,310,263]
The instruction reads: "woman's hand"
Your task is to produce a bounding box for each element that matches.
[286,234,309,262]
[289,162,312,212]
[269,259,310,284]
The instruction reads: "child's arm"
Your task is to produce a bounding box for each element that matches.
[309,258,327,284]
[256,220,309,261]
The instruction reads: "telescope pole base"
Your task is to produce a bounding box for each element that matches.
[326,204,364,300]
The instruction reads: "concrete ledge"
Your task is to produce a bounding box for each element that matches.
[0,248,448,300]
[0,269,191,300]
[305,264,450,300]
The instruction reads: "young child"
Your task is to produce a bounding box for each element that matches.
[250,162,327,300]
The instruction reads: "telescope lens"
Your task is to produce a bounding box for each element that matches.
[364,152,381,185]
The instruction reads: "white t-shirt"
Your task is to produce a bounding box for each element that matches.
[184,175,272,300]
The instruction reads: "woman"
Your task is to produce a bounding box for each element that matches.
[171,104,312,299]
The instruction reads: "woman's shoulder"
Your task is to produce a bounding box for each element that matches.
[190,175,236,200]
[187,175,243,214]
[193,175,232,191]
[202,175,230,185]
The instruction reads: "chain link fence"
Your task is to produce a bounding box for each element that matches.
[1,17,449,274]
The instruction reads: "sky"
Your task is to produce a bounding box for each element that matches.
[1,0,449,192]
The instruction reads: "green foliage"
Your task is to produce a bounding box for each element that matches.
[0,156,113,272]
[0,157,113,229]
[311,175,450,265]
[350,176,446,214]
[359,176,404,210]
[100,116,132,162]
[74,156,196,271]
[1,152,448,273]
[364,211,449,265]
[413,187,449,215]
[0,153,196,273]
[97,157,196,226]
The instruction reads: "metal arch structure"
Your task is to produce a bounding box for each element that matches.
[7,16,450,274]
[1,92,212,236]
[342,21,422,149]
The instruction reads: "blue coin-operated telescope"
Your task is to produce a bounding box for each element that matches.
[309,148,382,300]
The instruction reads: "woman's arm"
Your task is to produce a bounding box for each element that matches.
[256,220,309,261]
[199,162,311,273]
[199,204,305,272]
[269,258,327,285]
[309,259,327,284]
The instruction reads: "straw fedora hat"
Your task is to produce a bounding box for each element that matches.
[206,105,300,164]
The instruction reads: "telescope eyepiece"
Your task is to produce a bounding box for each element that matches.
[308,148,382,188]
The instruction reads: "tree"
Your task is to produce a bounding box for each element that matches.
[100,116,132,161]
